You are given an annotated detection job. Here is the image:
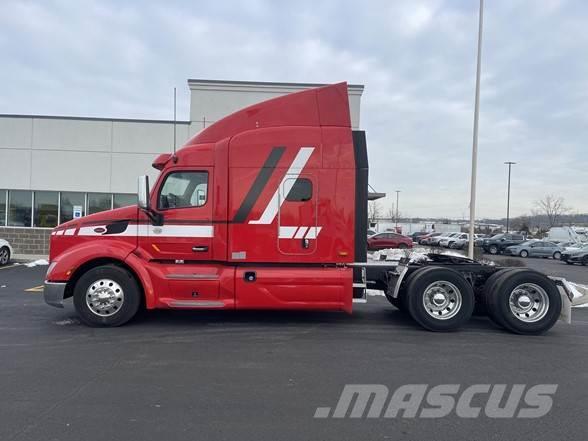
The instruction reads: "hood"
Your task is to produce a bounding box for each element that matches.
[55,205,139,231]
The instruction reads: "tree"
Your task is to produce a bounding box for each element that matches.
[368,200,381,224]
[385,203,397,221]
[534,195,571,228]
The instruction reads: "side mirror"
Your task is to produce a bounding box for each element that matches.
[138,175,150,210]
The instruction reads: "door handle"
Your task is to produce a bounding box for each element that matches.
[192,246,209,252]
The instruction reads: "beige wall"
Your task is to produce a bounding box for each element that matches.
[0,116,190,193]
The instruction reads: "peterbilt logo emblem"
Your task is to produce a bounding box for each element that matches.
[93,227,106,234]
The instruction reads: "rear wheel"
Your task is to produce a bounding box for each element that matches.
[582,256,588,266]
[489,245,499,255]
[73,265,141,327]
[0,247,10,266]
[398,243,408,249]
[485,269,561,335]
[405,267,474,331]
[553,251,561,260]
[519,250,529,258]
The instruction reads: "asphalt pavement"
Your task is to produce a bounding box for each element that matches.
[1,262,587,441]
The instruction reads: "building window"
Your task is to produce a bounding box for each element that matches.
[0,190,6,226]
[8,190,32,227]
[158,172,208,209]
[113,193,137,209]
[87,193,112,215]
[34,191,59,227]
[60,192,85,224]
[285,178,312,202]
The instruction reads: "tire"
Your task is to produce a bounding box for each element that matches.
[489,245,499,255]
[481,268,517,328]
[405,267,474,331]
[0,246,10,266]
[485,269,561,335]
[553,251,561,260]
[565,260,573,265]
[73,264,141,327]
[519,250,529,258]
[398,243,408,249]
[582,256,588,266]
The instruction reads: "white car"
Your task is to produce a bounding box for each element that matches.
[0,239,13,266]
[438,233,467,248]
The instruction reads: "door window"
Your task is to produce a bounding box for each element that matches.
[159,172,208,209]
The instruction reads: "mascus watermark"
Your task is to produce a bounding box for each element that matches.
[314,384,557,419]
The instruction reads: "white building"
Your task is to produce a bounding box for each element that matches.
[0,79,364,254]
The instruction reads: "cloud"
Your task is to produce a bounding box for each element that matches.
[0,0,586,218]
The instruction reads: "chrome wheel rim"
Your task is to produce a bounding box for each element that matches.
[86,279,124,317]
[509,283,549,323]
[0,248,8,264]
[422,281,462,320]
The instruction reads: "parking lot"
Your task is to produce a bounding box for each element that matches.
[1,262,588,441]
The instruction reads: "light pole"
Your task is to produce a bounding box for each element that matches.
[395,190,400,231]
[468,0,484,259]
[504,161,516,232]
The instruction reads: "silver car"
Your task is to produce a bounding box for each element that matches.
[504,240,563,259]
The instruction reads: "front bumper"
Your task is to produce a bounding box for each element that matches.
[44,281,67,308]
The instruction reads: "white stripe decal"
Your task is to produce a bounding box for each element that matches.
[77,224,213,238]
[294,226,308,239]
[249,147,315,224]
[278,226,322,239]
[304,226,322,239]
[278,226,298,239]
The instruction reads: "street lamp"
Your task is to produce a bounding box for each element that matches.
[468,0,485,259]
[395,190,401,230]
[504,161,516,232]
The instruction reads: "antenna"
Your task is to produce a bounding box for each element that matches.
[172,87,178,162]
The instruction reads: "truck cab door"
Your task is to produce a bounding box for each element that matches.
[277,174,318,255]
[140,168,214,262]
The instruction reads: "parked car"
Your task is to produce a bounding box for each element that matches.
[409,231,429,243]
[482,233,526,255]
[367,232,413,250]
[439,232,470,248]
[450,234,483,249]
[367,228,377,237]
[503,241,563,259]
[561,244,588,266]
[418,232,443,245]
[0,239,13,266]
[430,232,460,247]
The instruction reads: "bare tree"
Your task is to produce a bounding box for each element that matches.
[368,200,381,224]
[385,203,395,221]
[534,195,571,227]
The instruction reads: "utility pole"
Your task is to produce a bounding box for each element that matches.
[468,0,484,259]
[504,161,516,232]
[395,190,400,231]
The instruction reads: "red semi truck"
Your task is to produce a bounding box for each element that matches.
[43,83,573,334]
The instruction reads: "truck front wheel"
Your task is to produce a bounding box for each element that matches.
[405,267,474,331]
[73,264,141,327]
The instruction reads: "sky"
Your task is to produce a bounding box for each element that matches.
[0,0,586,219]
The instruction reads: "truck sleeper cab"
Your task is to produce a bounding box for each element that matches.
[44,83,570,334]
[44,83,366,326]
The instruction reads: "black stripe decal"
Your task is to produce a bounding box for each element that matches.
[232,146,285,223]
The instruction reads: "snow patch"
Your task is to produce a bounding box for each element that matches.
[53,318,80,326]
[366,289,384,297]
[25,259,49,267]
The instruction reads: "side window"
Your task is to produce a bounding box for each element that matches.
[158,171,208,209]
[285,178,312,202]
[512,235,523,240]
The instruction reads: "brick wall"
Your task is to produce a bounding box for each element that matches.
[0,227,51,255]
